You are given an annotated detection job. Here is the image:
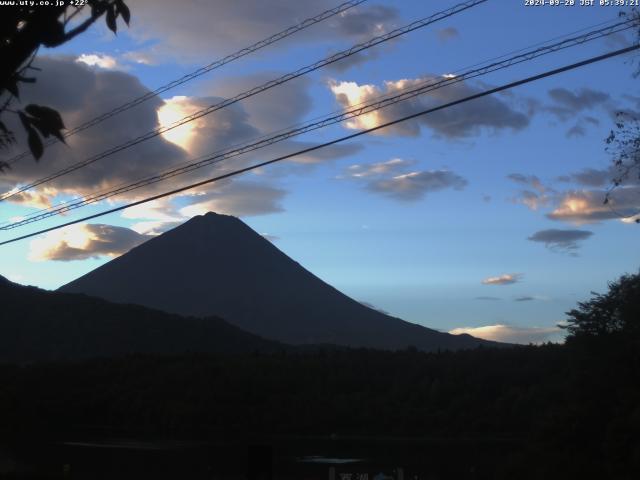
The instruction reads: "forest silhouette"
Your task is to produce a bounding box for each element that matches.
[1,271,638,478]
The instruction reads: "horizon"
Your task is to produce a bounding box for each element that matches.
[1,0,640,345]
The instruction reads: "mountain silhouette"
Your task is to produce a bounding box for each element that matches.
[0,275,283,362]
[60,212,495,351]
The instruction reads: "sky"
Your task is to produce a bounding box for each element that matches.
[1,0,639,344]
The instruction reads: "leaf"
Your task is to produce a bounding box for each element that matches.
[106,4,117,34]
[18,112,44,160]
[24,105,66,144]
[25,104,65,131]
[27,128,44,160]
[116,0,131,26]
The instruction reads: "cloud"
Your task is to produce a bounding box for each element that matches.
[514,296,535,302]
[437,27,459,42]
[507,173,549,194]
[566,124,585,138]
[507,173,554,210]
[178,181,286,218]
[324,49,383,73]
[334,5,398,37]
[481,273,522,286]
[1,56,189,199]
[341,158,466,201]
[359,301,390,315]
[475,296,501,301]
[449,324,563,344]
[527,228,593,255]
[344,158,411,178]
[329,76,528,138]
[122,50,158,65]
[76,53,119,69]
[546,87,610,120]
[512,190,552,211]
[366,170,467,201]
[29,224,148,261]
[547,187,640,224]
[4,188,55,209]
[123,0,400,63]
[2,57,360,227]
[206,74,313,134]
[560,168,614,187]
[260,233,279,242]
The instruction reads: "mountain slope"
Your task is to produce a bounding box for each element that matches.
[0,276,284,363]
[60,212,495,351]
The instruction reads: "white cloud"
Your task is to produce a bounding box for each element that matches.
[344,158,409,178]
[481,273,522,286]
[341,158,467,202]
[29,223,148,261]
[367,170,467,201]
[449,324,563,345]
[329,76,528,138]
[76,53,119,69]
[547,187,640,224]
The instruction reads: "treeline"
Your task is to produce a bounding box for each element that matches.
[1,336,638,478]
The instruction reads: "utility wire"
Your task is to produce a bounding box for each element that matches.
[1,18,635,230]
[3,0,369,166]
[1,44,636,247]
[0,0,488,202]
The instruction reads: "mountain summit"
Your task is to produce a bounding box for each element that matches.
[60,212,492,351]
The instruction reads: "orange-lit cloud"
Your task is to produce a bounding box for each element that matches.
[547,188,640,224]
[481,273,522,286]
[29,224,148,261]
[449,324,563,344]
[5,188,56,209]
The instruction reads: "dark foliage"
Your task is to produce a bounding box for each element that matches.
[564,270,640,339]
[604,10,640,220]
[0,340,638,479]
[0,0,130,161]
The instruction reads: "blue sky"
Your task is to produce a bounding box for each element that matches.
[1,0,639,344]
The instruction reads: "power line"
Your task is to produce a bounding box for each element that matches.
[1,44,636,247]
[2,18,635,230]
[0,0,488,202]
[3,0,369,167]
